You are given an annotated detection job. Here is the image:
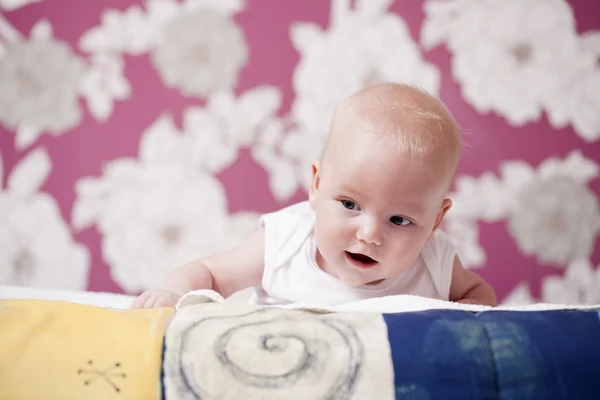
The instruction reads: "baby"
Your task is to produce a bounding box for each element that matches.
[131,82,497,309]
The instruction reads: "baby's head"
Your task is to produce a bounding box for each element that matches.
[308,82,462,287]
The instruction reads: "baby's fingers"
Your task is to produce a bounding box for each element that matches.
[130,291,152,309]
[154,294,179,308]
[143,293,163,309]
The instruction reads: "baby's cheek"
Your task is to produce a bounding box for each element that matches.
[401,249,422,270]
[327,221,349,245]
[315,223,340,254]
[316,226,335,250]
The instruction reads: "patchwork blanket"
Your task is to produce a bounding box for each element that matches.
[1,286,600,399]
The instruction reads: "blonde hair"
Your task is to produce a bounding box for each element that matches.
[325,82,463,184]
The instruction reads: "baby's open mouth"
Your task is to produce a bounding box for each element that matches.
[346,251,377,266]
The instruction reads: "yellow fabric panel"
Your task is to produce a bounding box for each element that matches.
[0,299,174,400]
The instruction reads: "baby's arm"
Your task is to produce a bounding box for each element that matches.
[130,228,266,308]
[448,256,497,306]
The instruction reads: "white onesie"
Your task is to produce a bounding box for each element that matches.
[251,201,456,306]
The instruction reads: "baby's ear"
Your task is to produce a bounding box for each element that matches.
[432,198,452,233]
[308,161,321,209]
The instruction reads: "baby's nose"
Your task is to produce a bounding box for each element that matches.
[356,218,382,246]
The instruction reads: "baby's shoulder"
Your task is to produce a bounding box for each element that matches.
[259,201,315,272]
[259,201,314,234]
[280,201,313,217]
[263,201,314,222]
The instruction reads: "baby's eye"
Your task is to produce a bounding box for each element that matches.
[390,216,411,226]
[341,200,357,210]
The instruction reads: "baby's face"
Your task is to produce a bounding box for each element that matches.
[309,130,451,287]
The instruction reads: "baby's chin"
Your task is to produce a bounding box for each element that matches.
[335,269,384,287]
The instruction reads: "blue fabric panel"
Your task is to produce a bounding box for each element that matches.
[477,310,600,400]
[383,310,499,400]
[384,310,600,400]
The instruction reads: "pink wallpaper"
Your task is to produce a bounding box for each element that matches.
[1,0,599,305]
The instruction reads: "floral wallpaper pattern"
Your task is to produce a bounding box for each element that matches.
[1,0,598,304]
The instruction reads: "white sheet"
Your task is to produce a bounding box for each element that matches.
[3,285,599,314]
[0,285,135,310]
[177,289,600,313]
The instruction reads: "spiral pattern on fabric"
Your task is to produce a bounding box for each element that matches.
[177,309,364,399]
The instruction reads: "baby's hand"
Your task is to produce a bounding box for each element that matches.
[129,289,182,309]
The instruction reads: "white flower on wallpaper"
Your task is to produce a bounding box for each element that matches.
[111,86,283,175]
[446,150,600,268]
[0,18,131,149]
[151,9,247,97]
[0,0,41,11]
[422,0,600,141]
[251,118,299,201]
[502,260,600,305]
[542,260,600,305]
[72,115,260,293]
[258,0,441,199]
[0,148,90,289]
[499,282,533,306]
[185,87,283,173]
[441,217,486,269]
[79,53,131,122]
[0,19,85,149]
[507,175,600,266]
[543,32,600,141]
[79,0,248,98]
